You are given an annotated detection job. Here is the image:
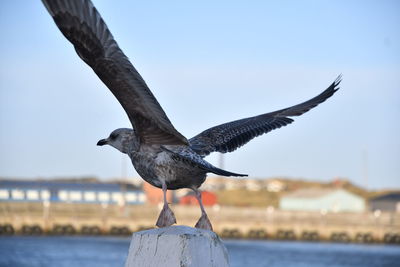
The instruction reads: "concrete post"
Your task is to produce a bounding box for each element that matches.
[125,225,229,267]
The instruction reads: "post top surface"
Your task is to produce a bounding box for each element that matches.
[137,225,215,237]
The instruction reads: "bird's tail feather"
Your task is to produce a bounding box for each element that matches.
[161,145,247,177]
[207,166,248,177]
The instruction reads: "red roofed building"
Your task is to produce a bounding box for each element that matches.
[180,191,217,206]
[143,182,173,205]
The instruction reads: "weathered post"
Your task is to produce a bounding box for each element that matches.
[125,226,229,267]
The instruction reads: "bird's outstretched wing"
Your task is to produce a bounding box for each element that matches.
[42,0,188,145]
[190,76,341,157]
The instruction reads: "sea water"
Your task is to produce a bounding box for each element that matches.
[0,236,399,267]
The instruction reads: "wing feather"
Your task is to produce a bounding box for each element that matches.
[42,0,188,145]
[190,76,341,156]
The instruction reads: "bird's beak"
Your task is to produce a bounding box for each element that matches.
[97,139,108,146]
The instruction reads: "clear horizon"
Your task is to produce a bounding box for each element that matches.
[1,1,399,190]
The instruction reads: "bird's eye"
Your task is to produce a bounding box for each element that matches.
[110,133,118,140]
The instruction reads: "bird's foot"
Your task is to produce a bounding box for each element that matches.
[194,213,213,231]
[156,204,177,228]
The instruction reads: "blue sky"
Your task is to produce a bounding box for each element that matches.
[0,0,399,190]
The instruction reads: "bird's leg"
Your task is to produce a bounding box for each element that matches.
[193,189,213,231]
[156,181,176,228]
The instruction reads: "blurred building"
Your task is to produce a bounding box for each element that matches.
[0,180,145,205]
[369,193,400,212]
[201,177,288,192]
[224,179,244,190]
[142,182,173,205]
[245,179,263,191]
[265,179,286,192]
[201,177,227,191]
[179,191,217,206]
[279,188,365,213]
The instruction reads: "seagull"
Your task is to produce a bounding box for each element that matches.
[42,0,340,231]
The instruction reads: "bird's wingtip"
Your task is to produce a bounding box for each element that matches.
[334,74,343,87]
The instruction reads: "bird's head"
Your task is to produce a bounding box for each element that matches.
[97,128,136,154]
